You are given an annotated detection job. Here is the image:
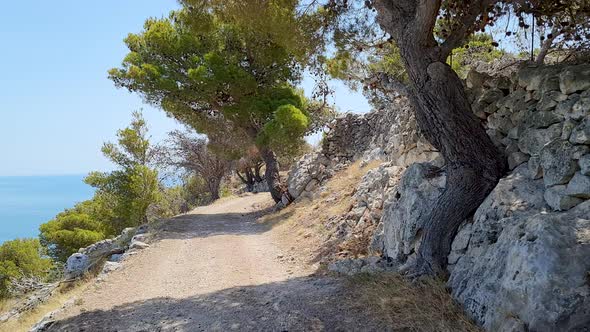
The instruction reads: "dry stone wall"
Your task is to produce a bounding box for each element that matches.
[288,63,590,331]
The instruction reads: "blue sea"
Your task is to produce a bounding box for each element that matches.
[0,176,95,244]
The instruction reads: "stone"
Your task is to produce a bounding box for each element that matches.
[109,254,123,262]
[544,185,583,211]
[449,173,590,331]
[131,234,148,244]
[478,88,505,105]
[536,92,559,111]
[580,155,590,175]
[540,140,579,187]
[64,253,89,279]
[381,163,446,266]
[561,119,577,140]
[486,112,513,135]
[571,94,590,120]
[518,123,562,155]
[508,152,529,170]
[527,155,543,180]
[129,241,150,250]
[566,172,590,199]
[560,64,590,94]
[466,69,491,90]
[101,261,122,275]
[573,145,590,160]
[569,118,590,144]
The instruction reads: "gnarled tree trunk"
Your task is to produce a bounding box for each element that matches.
[259,147,291,203]
[374,0,506,275]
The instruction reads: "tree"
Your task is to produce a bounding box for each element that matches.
[109,1,326,203]
[317,0,590,276]
[85,111,160,232]
[39,208,106,262]
[0,239,53,298]
[165,130,232,201]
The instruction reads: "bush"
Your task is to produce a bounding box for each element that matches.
[39,210,106,262]
[0,239,53,299]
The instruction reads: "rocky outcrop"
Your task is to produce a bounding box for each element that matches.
[291,63,590,331]
[448,166,590,331]
[64,226,148,279]
[288,98,438,201]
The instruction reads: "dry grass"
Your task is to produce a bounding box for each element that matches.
[259,160,382,268]
[349,273,480,332]
[0,280,91,332]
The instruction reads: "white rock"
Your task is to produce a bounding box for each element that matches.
[129,241,150,250]
[64,253,89,279]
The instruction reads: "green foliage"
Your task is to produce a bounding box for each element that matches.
[109,2,321,165]
[39,210,105,262]
[259,104,309,155]
[0,239,53,298]
[448,34,506,78]
[85,112,160,233]
[39,112,161,262]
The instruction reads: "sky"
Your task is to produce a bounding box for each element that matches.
[0,1,370,176]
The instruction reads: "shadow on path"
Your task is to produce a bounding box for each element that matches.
[46,276,390,332]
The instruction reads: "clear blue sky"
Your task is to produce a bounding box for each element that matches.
[0,1,370,176]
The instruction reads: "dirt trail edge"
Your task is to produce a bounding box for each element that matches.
[46,194,388,332]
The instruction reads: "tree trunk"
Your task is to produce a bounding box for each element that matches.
[259,147,290,203]
[399,47,506,276]
[207,178,221,201]
[371,0,507,276]
[254,162,264,183]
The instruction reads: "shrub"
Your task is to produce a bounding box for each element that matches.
[0,239,53,299]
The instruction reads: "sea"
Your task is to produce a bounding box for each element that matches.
[0,175,95,244]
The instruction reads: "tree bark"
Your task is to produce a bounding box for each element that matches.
[374,0,506,276]
[259,147,290,203]
[207,177,221,201]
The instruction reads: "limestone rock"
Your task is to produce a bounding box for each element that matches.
[527,155,543,180]
[381,163,446,265]
[129,241,150,250]
[478,88,505,104]
[64,253,89,279]
[560,64,590,94]
[566,172,590,199]
[518,124,561,155]
[449,166,590,331]
[101,261,122,275]
[508,152,529,170]
[544,185,583,211]
[580,154,590,175]
[540,140,578,187]
[569,118,590,144]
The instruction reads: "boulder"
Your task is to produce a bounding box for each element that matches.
[527,155,543,180]
[540,140,579,187]
[507,152,529,170]
[64,253,90,279]
[448,164,590,331]
[478,88,505,104]
[518,123,562,155]
[544,185,584,211]
[129,241,150,250]
[101,261,122,275]
[569,118,590,145]
[381,163,446,266]
[559,64,590,94]
[566,172,590,199]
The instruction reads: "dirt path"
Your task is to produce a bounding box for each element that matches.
[45,194,388,332]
